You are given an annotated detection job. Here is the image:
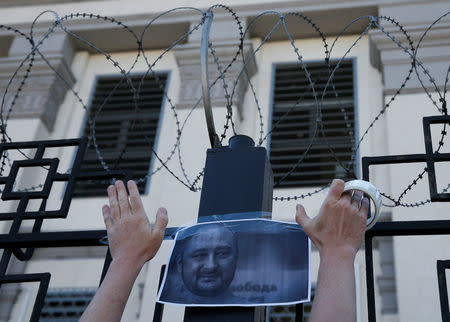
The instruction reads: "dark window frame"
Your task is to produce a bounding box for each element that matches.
[267,58,359,188]
[73,70,170,197]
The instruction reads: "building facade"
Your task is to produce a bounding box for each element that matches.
[0,0,449,321]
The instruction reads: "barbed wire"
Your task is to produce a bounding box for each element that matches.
[0,6,448,208]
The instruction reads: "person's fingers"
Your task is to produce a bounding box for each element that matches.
[128,180,144,215]
[102,205,113,229]
[340,190,352,204]
[360,196,370,216]
[153,207,168,238]
[107,185,120,221]
[295,204,310,229]
[115,180,131,217]
[351,190,364,209]
[326,179,345,202]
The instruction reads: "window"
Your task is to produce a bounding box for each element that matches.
[39,288,96,321]
[74,73,168,197]
[269,60,356,187]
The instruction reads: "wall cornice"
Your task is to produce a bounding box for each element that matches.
[0,32,75,130]
[0,0,437,26]
[369,1,450,94]
[173,39,256,114]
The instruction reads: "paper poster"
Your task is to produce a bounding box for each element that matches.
[157,218,310,306]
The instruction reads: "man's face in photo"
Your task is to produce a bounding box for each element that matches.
[178,225,237,296]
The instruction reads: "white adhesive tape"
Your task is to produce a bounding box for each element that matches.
[343,179,382,230]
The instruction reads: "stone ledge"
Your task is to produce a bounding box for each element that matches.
[173,39,257,115]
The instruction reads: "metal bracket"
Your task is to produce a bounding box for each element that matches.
[201,11,221,148]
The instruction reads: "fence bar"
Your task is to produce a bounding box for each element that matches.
[437,260,450,322]
[367,221,450,237]
[365,236,376,322]
[0,230,107,248]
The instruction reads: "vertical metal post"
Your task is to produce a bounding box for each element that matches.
[437,260,450,322]
[29,273,50,322]
[99,248,112,285]
[295,303,304,321]
[153,265,167,322]
[184,135,273,321]
[184,8,273,321]
[365,235,376,322]
[362,156,376,322]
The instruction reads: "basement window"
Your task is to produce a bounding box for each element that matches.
[39,288,96,321]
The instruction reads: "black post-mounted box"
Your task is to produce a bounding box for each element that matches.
[197,134,273,220]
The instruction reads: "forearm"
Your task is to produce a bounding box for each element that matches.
[80,258,143,322]
[309,251,357,322]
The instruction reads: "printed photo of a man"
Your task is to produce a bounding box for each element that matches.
[174,223,246,303]
[157,218,310,306]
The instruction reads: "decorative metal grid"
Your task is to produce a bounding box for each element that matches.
[0,138,130,322]
[362,115,450,322]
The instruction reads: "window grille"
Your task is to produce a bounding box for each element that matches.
[270,60,356,187]
[267,286,315,321]
[74,73,168,197]
[39,288,96,321]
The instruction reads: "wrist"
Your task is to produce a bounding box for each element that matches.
[320,246,356,264]
[110,256,145,276]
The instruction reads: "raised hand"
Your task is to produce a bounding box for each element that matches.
[103,180,168,267]
[295,178,368,259]
[294,178,369,322]
[80,180,168,322]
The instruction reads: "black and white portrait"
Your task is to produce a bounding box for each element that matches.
[157,218,310,306]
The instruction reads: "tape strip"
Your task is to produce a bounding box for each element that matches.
[197,211,272,223]
[343,179,382,230]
